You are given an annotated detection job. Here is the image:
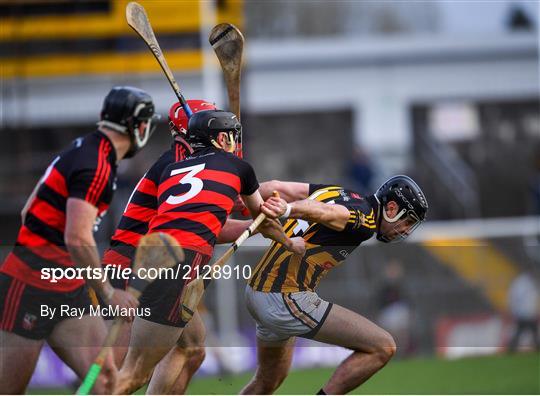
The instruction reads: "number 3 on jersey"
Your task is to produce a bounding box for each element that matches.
[166,163,205,205]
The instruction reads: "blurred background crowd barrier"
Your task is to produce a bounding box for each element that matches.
[0,0,538,389]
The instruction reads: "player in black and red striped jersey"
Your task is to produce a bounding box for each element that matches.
[102,100,217,289]
[114,110,306,394]
[0,86,158,393]
[101,100,253,393]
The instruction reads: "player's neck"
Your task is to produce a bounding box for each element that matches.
[99,128,131,161]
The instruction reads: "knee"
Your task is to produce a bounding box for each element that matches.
[374,331,397,364]
[186,346,206,366]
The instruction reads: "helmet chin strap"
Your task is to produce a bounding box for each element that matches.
[210,132,236,153]
[374,195,407,224]
[383,207,407,223]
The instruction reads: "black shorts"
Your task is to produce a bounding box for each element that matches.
[139,249,210,328]
[0,273,91,340]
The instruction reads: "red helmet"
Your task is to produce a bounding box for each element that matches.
[168,100,216,137]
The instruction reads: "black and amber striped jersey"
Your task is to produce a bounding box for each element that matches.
[102,141,190,271]
[249,184,378,293]
[148,147,259,257]
[1,131,117,292]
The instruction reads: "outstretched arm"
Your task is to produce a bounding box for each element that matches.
[258,180,310,202]
[242,190,305,256]
[261,197,350,232]
[217,219,254,243]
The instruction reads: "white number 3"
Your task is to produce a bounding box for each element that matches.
[166,163,205,205]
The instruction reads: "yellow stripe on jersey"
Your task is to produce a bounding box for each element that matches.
[312,190,341,203]
[249,185,358,293]
[256,249,295,292]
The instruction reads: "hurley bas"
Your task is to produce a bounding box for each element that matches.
[40,304,151,320]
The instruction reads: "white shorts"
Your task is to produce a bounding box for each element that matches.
[245,285,333,342]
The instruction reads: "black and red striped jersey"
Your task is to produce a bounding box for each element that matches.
[148,147,259,257]
[102,141,189,270]
[1,131,117,292]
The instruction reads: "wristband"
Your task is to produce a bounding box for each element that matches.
[279,203,292,222]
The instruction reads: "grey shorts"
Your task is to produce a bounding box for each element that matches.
[245,285,333,342]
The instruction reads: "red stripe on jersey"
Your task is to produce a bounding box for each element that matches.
[153,229,213,257]
[123,203,156,223]
[86,139,106,204]
[17,225,61,247]
[90,144,111,205]
[102,249,132,268]
[96,201,110,217]
[43,167,68,198]
[28,197,66,232]
[158,190,234,213]
[110,229,145,248]
[1,252,84,292]
[16,226,72,266]
[0,279,20,330]
[198,169,241,192]
[135,177,158,197]
[6,281,24,331]
[150,210,222,236]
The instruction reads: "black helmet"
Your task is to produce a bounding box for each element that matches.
[186,110,241,152]
[374,175,428,243]
[98,86,159,158]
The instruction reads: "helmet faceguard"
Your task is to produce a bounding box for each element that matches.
[374,175,428,243]
[98,86,158,158]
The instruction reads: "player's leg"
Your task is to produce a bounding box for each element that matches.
[240,337,296,395]
[116,249,208,394]
[105,318,132,366]
[147,310,207,394]
[97,270,133,367]
[242,286,300,394]
[312,304,396,394]
[0,274,51,393]
[172,310,206,393]
[0,331,43,393]
[115,317,183,394]
[48,314,118,394]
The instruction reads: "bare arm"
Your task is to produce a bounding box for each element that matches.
[65,198,138,311]
[65,198,113,298]
[217,219,254,243]
[262,197,350,231]
[258,180,310,202]
[242,191,305,255]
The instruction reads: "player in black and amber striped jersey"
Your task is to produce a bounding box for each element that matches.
[241,177,428,395]
[114,110,305,395]
[250,184,377,293]
[0,86,157,394]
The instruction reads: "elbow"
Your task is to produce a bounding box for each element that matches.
[64,231,92,248]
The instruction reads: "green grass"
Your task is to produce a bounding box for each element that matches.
[186,352,540,395]
[28,352,539,395]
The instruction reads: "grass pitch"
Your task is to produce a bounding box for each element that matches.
[186,352,539,394]
[28,352,539,394]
